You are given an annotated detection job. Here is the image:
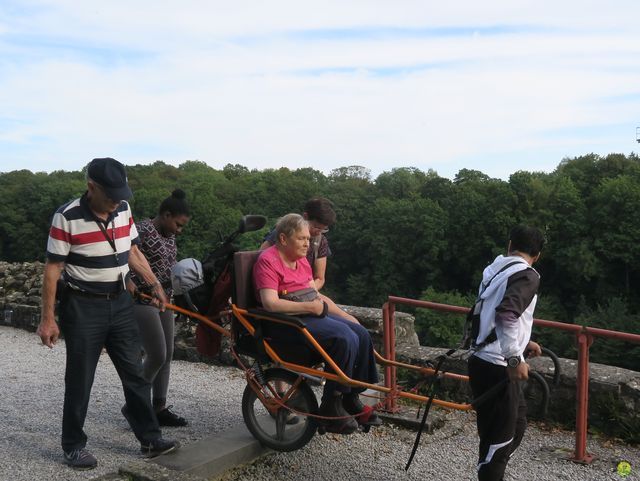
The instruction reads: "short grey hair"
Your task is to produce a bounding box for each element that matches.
[275,213,308,243]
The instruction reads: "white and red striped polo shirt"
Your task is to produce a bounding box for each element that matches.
[46,193,140,294]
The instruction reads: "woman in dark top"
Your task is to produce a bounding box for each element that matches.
[129,189,190,426]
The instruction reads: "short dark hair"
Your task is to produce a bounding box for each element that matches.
[303,197,336,226]
[509,225,545,257]
[159,189,190,217]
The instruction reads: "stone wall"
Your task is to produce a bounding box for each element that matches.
[396,345,640,442]
[3,261,639,441]
[0,262,43,331]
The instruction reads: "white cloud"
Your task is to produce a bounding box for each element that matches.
[1,0,639,178]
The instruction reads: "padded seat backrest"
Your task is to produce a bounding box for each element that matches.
[232,250,261,309]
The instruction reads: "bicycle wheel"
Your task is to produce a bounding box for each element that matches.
[523,370,550,419]
[242,367,318,452]
[541,347,561,385]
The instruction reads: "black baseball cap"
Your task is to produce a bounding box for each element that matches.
[87,157,132,201]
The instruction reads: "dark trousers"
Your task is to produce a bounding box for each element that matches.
[59,291,161,452]
[302,315,379,401]
[468,356,527,481]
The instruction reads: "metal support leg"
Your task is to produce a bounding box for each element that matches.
[571,331,594,464]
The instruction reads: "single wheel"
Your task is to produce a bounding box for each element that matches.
[523,370,550,419]
[541,347,561,385]
[242,367,318,451]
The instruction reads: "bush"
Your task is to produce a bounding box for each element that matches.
[414,287,475,347]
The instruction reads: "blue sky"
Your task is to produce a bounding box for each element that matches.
[1,1,639,179]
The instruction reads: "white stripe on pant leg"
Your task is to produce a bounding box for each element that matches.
[477,438,513,471]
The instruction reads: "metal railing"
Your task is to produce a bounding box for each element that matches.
[382,295,640,464]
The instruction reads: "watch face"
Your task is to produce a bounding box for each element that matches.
[508,357,520,367]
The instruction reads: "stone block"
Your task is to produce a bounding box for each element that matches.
[120,460,206,481]
[152,422,269,479]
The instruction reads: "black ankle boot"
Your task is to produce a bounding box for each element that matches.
[342,393,382,426]
[318,393,358,434]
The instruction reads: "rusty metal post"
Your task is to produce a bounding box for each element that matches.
[571,330,594,464]
[381,302,394,412]
[388,302,398,412]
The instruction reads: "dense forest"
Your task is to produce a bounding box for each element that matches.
[1,153,639,369]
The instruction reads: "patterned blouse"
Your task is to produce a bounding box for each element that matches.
[131,218,177,295]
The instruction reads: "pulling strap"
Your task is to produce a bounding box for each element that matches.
[404,351,451,471]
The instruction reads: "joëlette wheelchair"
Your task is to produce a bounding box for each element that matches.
[145,216,555,455]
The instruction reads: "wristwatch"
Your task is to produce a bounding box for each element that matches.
[507,356,521,368]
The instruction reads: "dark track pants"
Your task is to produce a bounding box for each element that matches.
[59,291,161,452]
[468,356,527,481]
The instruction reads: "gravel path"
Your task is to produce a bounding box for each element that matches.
[229,412,639,481]
[1,326,247,481]
[2,325,639,481]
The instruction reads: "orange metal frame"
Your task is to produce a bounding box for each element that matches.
[137,293,231,338]
[232,305,473,411]
[142,292,473,410]
[384,295,640,464]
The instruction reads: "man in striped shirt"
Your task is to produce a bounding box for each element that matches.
[36,157,179,470]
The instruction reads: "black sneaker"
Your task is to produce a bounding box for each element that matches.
[156,406,188,427]
[63,448,98,470]
[140,438,180,458]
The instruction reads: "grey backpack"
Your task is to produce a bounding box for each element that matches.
[171,258,207,312]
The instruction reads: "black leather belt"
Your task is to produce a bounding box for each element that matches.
[68,289,125,300]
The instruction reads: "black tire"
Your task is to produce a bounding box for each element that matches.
[524,370,550,419]
[541,347,561,385]
[242,368,318,452]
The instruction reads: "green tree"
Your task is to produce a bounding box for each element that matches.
[442,172,516,291]
[414,287,475,347]
[591,175,640,297]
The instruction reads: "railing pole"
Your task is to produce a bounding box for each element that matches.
[388,302,398,412]
[382,302,394,412]
[385,294,640,463]
[572,330,594,464]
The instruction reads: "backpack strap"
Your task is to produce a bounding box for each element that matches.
[479,261,524,297]
[463,261,528,350]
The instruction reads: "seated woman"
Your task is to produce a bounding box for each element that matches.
[253,213,381,434]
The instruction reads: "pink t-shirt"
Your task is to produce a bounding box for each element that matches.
[253,245,313,298]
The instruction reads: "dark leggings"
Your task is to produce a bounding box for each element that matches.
[133,303,175,408]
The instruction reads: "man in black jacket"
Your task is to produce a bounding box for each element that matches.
[468,225,545,481]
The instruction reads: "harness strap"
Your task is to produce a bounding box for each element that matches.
[467,261,526,350]
[405,354,447,471]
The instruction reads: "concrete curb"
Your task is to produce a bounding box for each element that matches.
[108,393,443,481]
[152,423,270,479]
[106,423,270,481]
[120,460,207,481]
